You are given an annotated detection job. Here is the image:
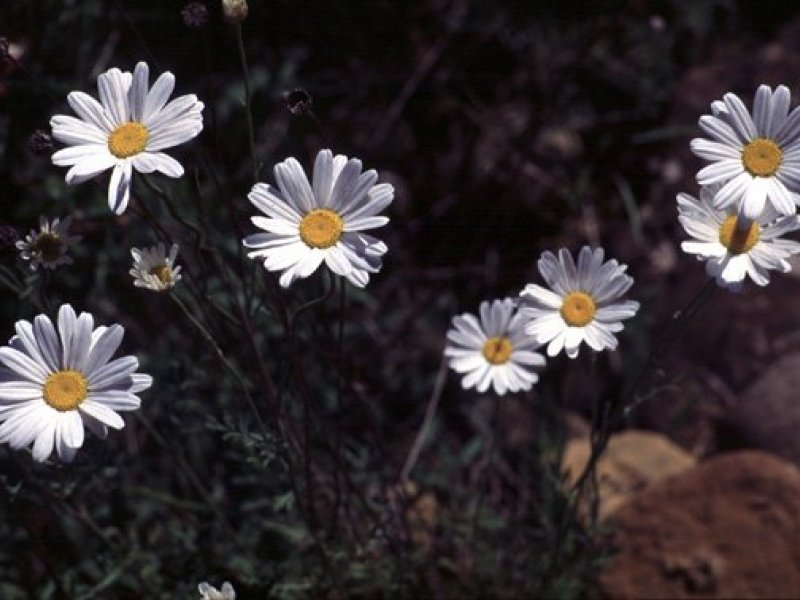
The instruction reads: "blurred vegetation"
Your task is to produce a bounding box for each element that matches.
[0,0,796,598]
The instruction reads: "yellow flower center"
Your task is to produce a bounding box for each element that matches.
[43,370,88,411]
[299,209,344,249]
[560,291,597,327]
[108,121,149,158]
[719,215,760,254]
[481,336,513,365]
[32,233,63,263]
[741,137,782,177]
[149,264,173,284]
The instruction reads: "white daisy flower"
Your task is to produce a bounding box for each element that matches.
[678,186,800,291]
[198,581,236,600]
[444,298,545,395]
[519,246,640,359]
[690,84,800,220]
[242,149,393,288]
[50,61,204,215]
[129,242,182,291]
[15,216,81,271]
[0,304,152,462]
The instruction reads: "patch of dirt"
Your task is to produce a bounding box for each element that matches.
[600,451,800,599]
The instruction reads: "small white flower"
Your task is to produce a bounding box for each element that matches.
[198,581,236,600]
[243,149,393,288]
[678,186,800,291]
[129,242,182,291]
[690,84,800,220]
[444,298,545,395]
[520,246,640,359]
[50,61,204,215]
[0,304,152,462]
[15,216,81,271]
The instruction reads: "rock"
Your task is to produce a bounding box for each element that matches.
[561,430,696,520]
[725,352,800,465]
[600,451,800,599]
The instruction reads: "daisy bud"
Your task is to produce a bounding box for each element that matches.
[28,129,54,155]
[222,0,248,23]
[0,224,19,250]
[283,88,313,116]
[182,2,209,28]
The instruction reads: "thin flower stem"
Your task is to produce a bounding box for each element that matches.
[189,164,253,317]
[0,264,46,313]
[169,292,270,439]
[399,354,448,482]
[282,272,337,530]
[141,175,204,241]
[157,160,280,419]
[542,279,718,591]
[135,412,237,535]
[234,23,259,183]
[337,277,346,405]
[571,279,717,495]
[38,268,55,316]
[280,269,337,403]
[618,278,718,421]
[113,0,162,70]
[470,395,502,537]
[328,277,347,538]
[140,176,215,309]
[0,265,24,295]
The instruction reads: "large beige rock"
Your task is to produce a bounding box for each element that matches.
[601,451,800,599]
[561,429,696,520]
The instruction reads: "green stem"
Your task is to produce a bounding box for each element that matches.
[0,265,24,295]
[170,293,269,439]
[136,412,237,535]
[399,355,448,482]
[234,23,259,183]
[541,279,717,593]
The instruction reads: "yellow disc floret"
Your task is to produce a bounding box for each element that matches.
[719,215,760,254]
[560,291,597,327]
[482,336,513,365]
[150,264,173,284]
[32,234,63,263]
[299,209,344,249]
[742,137,782,177]
[108,122,149,158]
[43,370,88,411]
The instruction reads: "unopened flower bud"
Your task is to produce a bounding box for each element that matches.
[28,129,54,155]
[0,225,19,250]
[222,0,248,23]
[283,88,313,116]
[182,2,209,28]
